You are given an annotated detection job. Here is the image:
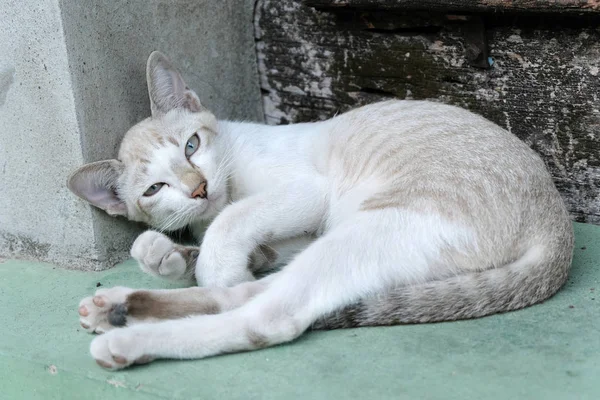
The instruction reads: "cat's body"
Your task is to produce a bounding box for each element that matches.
[68,52,573,369]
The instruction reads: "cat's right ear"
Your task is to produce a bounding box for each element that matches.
[67,160,128,217]
[146,51,203,117]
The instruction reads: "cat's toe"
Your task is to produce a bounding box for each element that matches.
[78,296,111,333]
[131,231,177,275]
[78,287,134,333]
[131,230,191,280]
[157,251,187,278]
[90,333,125,369]
[131,231,171,262]
[90,329,150,370]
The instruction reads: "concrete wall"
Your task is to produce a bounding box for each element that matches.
[0,0,263,269]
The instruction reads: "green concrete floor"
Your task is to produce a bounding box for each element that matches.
[1,223,598,400]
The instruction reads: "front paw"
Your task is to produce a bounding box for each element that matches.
[131,231,198,281]
[90,328,153,370]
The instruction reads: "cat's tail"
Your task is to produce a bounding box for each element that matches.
[311,241,573,329]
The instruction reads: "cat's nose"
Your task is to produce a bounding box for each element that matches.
[191,181,207,199]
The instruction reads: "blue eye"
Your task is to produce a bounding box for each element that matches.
[185,134,200,158]
[143,183,165,197]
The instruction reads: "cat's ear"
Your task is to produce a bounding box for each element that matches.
[146,51,203,117]
[67,160,128,217]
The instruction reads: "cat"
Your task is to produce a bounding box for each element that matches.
[67,51,573,370]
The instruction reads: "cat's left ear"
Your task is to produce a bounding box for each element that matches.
[67,160,128,217]
[146,51,203,117]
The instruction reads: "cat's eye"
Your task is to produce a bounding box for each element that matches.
[185,134,200,158]
[143,183,165,197]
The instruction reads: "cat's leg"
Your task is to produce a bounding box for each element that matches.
[87,210,459,369]
[77,275,277,334]
[130,230,199,282]
[197,180,327,287]
[130,230,296,283]
[249,235,315,273]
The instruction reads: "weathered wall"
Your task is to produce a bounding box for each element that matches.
[0,0,262,269]
[256,0,600,223]
[305,0,600,14]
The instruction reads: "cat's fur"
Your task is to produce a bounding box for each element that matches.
[68,52,573,369]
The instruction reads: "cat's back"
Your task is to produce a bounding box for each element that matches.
[325,99,547,183]
[328,99,519,151]
[322,100,571,254]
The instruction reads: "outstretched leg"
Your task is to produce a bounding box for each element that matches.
[78,276,277,333]
[88,210,470,369]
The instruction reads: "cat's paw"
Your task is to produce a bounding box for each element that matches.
[130,231,198,281]
[90,327,153,370]
[78,287,134,334]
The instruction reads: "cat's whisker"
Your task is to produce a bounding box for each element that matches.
[258,244,280,261]
[158,216,175,233]
[181,210,197,231]
[215,154,234,181]
[161,208,185,231]
[266,244,280,255]
[159,205,189,233]
[217,154,236,181]
[215,144,236,177]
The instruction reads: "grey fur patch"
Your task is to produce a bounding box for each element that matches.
[175,245,200,280]
[247,329,270,349]
[108,303,128,327]
[126,289,221,320]
[312,240,573,330]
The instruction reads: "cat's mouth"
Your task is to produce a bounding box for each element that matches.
[207,191,222,202]
[187,190,224,219]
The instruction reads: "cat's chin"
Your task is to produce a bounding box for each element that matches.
[207,191,224,204]
[203,192,228,217]
[185,192,227,222]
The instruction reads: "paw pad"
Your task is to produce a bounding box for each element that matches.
[96,359,113,369]
[77,287,133,334]
[112,355,128,364]
[93,296,106,307]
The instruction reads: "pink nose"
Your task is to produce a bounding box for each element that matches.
[191,181,207,199]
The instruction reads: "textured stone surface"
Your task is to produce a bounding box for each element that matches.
[306,0,600,13]
[0,222,598,399]
[0,0,262,269]
[256,0,600,223]
[0,0,98,269]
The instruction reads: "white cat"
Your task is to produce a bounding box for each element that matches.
[68,52,573,369]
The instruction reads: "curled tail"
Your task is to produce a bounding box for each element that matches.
[312,242,573,330]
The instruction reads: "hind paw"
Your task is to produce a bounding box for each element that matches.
[78,287,134,333]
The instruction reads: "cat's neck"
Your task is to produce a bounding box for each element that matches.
[213,119,329,201]
[214,119,328,158]
[215,119,322,143]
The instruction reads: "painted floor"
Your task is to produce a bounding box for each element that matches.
[1,223,598,400]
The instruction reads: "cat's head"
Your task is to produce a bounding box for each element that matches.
[67,52,230,231]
